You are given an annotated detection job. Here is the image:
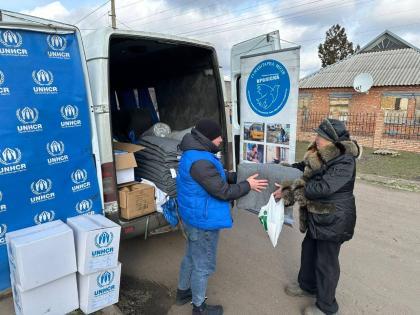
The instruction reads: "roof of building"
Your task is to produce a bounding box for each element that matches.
[299,30,420,89]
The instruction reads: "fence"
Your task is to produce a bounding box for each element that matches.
[298,110,420,153]
[383,111,420,140]
[300,111,376,137]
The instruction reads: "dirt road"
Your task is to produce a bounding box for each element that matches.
[118,181,420,315]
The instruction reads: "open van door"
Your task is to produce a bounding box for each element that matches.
[231,31,300,169]
[230,31,281,169]
[0,10,103,292]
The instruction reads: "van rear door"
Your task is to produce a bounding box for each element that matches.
[0,10,103,292]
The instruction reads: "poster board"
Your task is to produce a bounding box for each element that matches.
[239,47,300,165]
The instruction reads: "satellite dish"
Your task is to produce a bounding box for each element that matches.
[353,73,373,93]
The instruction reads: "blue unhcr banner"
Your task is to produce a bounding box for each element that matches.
[0,29,102,290]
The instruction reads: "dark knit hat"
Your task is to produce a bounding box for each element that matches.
[195,119,222,141]
[314,118,350,142]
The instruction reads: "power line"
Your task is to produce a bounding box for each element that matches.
[181,0,369,37]
[126,0,315,29]
[116,0,143,10]
[175,0,329,36]
[116,17,134,30]
[121,0,198,21]
[75,0,110,25]
[177,0,344,36]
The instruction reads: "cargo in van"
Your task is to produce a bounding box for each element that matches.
[83,29,228,238]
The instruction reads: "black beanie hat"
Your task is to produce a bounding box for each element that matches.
[195,119,222,141]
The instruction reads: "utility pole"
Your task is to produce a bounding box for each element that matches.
[110,0,116,29]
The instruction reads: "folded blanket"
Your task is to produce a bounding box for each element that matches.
[236,163,302,211]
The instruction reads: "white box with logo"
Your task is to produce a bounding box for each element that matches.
[6,220,77,291]
[11,273,79,315]
[67,214,121,275]
[78,262,121,314]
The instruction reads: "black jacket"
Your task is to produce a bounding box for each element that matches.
[180,129,251,201]
[293,141,360,243]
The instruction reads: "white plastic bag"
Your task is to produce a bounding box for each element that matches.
[258,194,285,247]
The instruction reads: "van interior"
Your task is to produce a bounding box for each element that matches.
[108,35,226,156]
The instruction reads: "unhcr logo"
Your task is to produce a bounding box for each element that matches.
[34,210,55,224]
[0,224,7,245]
[60,104,81,128]
[0,147,27,175]
[32,69,58,94]
[47,34,70,59]
[95,231,114,248]
[92,232,114,257]
[97,270,114,287]
[47,34,67,51]
[95,270,116,297]
[71,169,91,192]
[76,199,94,214]
[16,107,43,133]
[30,179,55,204]
[0,70,10,96]
[46,140,69,165]
[32,69,53,86]
[0,30,28,57]
[0,30,22,47]
[31,178,52,195]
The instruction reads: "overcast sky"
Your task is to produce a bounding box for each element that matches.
[1,0,420,78]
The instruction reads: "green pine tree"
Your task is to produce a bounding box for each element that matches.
[318,24,359,67]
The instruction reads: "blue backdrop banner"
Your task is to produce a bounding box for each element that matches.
[0,29,102,290]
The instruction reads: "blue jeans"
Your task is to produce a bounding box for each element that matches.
[178,222,220,306]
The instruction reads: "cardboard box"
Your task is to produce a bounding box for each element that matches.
[12,273,79,315]
[67,214,121,275]
[113,142,144,184]
[78,263,121,314]
[6,220,77,291]
[119,182,156,220]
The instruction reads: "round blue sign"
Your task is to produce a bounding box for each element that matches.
[246,59,290,117]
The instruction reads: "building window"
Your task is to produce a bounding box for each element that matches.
[298,94,311,110]
[381,96,409,111]
[381,95,409,124]
[329,97,350,121]
[415,96,420,124]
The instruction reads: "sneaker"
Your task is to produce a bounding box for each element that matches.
[303,305,337,315]
[285,283,316,298]
[192,302,223,315]
[176,288,192,305]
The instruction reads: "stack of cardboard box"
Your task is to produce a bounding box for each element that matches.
[114,142,157,220]
[67,214,122,314]
[6,221,79,315]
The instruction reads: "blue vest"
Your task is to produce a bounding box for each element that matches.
[177,150,232,230]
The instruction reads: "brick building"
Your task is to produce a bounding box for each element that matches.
[298,30,420,152]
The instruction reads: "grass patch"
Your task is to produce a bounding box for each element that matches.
[296,141,420,181]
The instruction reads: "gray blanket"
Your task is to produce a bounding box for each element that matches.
[236,163,302,211]
[138,136,182,156]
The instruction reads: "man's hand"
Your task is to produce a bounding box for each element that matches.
[246,174,268,192]
[273,183,283,200]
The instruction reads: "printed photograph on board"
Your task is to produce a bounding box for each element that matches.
[243,143,264,163]
[267,123,290,145]
[243,122,265,142]
[266,145,289,164]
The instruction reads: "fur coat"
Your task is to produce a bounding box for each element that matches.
[281,140,361,233]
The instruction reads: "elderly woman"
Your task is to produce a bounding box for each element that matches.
[274,118,361,315]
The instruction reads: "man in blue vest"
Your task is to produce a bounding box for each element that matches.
[176,119,268,315]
